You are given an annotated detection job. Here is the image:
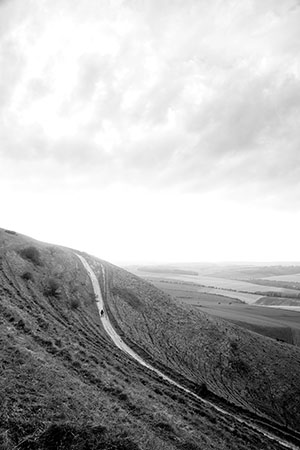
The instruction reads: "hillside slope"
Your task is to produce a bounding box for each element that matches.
[100,262,300,429]
[1,228,300,450]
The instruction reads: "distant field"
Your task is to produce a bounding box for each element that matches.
[150,278,263,304]
[148,278,242,305]
[135,263,300,280]
[256,296,300,308]
[199,303,300,329]
[138,267,199,276]
[206,265,300,280]
[198,304,300,346]
[146,276,300,346]
[262,273,300,282]
[261,305,300,311]
[134,269,300,298]
[197,287,263,304]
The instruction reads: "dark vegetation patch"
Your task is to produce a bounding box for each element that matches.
[4,229,18,235]
[229,358,250,375]
[154,421,176,434]
[70,297,80,310]
[44,278,60,298]
[21,271,34,282]
[19,246,42,266]
[194,382,209,397]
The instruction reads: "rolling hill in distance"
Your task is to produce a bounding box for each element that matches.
[1,227,300,450]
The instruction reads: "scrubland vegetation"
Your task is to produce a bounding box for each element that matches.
[1,228,300,449]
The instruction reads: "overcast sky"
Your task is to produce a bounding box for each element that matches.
[1,0,300,263]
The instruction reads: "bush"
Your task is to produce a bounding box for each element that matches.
[230,358,250,375]
[4,229,17,235]
[72,360,81,370]
[70,298,80,310]
[21,271,34,282]
[44,279,60,298]
[19,246,42,266]
[230,341,238,352]
[118,392,128,402]
[154,421,175,434]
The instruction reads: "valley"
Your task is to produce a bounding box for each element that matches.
[128,264,300,346]
[1,229,300,450]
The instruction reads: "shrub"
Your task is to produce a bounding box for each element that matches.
[72,360,81,370]
[21,271,34,282]
[118,392,128,402]
[153,387,163,395]
[19,246,42,266]
[230,358,250,375]
[230,341,238,352]
[155,421,175,434]
[4,229,17,235]
[70,298,80,310]
[44,279,60,298]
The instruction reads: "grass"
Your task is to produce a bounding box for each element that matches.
[101,261,300,432]
[0,228,299,449]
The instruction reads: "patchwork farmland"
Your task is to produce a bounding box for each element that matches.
[128,264,300,346]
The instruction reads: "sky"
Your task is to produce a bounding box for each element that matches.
[1,0,300,264]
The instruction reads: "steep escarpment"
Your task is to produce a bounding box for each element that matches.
[94,259,300,433]
[0,228,298,450]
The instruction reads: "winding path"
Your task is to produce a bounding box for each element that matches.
[76,253,299,450]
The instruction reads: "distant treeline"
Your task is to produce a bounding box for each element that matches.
[252,278,300,294]
[212,266,300,280]
[137,267,199,276]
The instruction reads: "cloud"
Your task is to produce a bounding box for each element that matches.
[0,0,300,207]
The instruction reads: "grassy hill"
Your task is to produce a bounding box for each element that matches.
[1,228,300,450]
